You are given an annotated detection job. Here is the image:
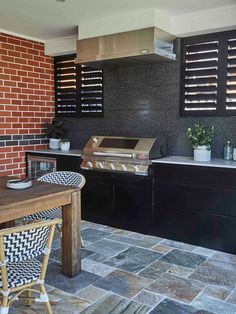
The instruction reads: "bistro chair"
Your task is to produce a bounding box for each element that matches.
[0,218,61,314]
[24,171,86,247]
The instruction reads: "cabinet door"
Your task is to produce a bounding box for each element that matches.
[57,155,82,172]
[114,183,153,233]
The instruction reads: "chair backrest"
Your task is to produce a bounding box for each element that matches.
[38,171,85,189]
[0,219,61,263]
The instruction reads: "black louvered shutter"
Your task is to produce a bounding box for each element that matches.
[226,38,236,111]
[182,40,219,114]
[54,54,103,117]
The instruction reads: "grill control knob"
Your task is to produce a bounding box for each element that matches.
[87,161,93,168]
[98,162,104,168]
[134,165,139,172]
[121,164,127,171]
[110,163,115,170]
[93,137,98,143]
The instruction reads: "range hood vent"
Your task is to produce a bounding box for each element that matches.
[75,27,176,67]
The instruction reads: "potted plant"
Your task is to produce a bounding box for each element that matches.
[186,123,215,161]
[44,118,67,150]
[60,138,70,151]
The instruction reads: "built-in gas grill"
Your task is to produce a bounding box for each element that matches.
[81,136,166,176]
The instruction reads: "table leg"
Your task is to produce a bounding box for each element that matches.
[62,190,81,277]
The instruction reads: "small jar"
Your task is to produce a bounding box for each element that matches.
[224,141,233,160]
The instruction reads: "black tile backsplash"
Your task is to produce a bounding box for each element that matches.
[64,61,236,158]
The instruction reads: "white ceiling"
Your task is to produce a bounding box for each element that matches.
[0,0,236,41]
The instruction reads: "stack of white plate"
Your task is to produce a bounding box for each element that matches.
[7,179,32,190]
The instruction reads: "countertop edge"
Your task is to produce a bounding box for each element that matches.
[26,149,82,157]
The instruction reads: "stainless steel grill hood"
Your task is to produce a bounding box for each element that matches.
[75,27,176,67]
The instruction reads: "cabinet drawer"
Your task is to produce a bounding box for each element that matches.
[157,182,236,217]
[155,164,236,189]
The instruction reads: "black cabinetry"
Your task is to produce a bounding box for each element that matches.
[154,163,236,254]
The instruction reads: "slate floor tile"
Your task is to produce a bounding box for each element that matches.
[114,228,145,239]
[189,260,236,288]
[160,239,197,251]
[133,289,164,307]
[168,265,194,278]
[105,246,162,273]
[80,293,150,314]
[151,243,173,253]
[81,228,112,242]
[76,285,108,303]
[203,284,231,301]
[191,293,236,314]
[93,269,153,298]
[192,247,214,257]
[50,248,94,262]
[86,238,131,257]
[82,258,116,277]
[209,251,236,270]
[108,234,163,248]
[159,249,206,269]
[87,252,108,263]
[150,298,213,314]
[146,273,205,303]
[46,262,101,293]
[138,260,172,280]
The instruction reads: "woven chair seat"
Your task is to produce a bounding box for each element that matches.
[0,258,42,289]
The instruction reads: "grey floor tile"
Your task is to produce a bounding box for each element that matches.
[105,246,162,273]
[76,285,108,303]
[189,260,236,288]
[138,260,172,280]
[151,298,213,314]
[151,244,173,253]
[203,284,231,301]
[93,269,153,298]
[159,249,206,269]
[114,228,145,239]
[160,239,197,251]
[209,251,236,270]
[82,258,116,277]
[146,273,205,303]
[168,265,194,278]
[87,252,108,263]
[46,262,101,293]
[80,293,150,314]
[81,228,112,242]
[133,290,164,307]
[50,248,94,262]
[192,293,236,314]
[86,238,131,257]
[225,287,236,304]
[193,247,215,257]
[108,234,162,248]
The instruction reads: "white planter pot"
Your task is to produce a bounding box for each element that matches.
[60,141,70,151]
[194,146,211,161]
[49,138,61,150]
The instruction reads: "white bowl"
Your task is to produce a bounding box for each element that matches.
[7,179,32,190]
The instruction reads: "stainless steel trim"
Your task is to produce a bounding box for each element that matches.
[93,152,133,158]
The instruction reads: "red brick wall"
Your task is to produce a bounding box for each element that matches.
[0,33,55,177]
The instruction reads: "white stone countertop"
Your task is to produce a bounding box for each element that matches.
[26,149,82,157]
[152,156,236,169]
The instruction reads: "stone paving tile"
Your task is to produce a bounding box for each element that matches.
[87,252,108,263]
[203,284,232,301]
[189,260,236,288]
[151,243,173,253]
[108,234,163,248]
[138,260,172,280]
[86,238,131,257]
[46,262,101,293]
[82,258,116,277]
[76,285,108,303]
[105,246,162,273]
[113,228,145,239]
[159,249,206,269]
[93,269,153,298]
[192,247,215,257]
[133,289,164,307]
[81,228,112,242]
[146,273,205,303]
[151,298,213,314]
[226,287,236,305]
[168,265,194,278]
[50,248,94,263]
[80,293,151,314]
[191,293,236,314]
[209,251,236,270]
[160,239,197,252]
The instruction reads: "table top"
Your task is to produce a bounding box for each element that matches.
[0,177,78,223]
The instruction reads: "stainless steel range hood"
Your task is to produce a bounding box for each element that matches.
[75,27,176,67]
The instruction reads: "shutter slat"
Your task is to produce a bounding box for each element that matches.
[186,42,218,53]
[186,60,218,69]
[185,94,217,101]
[185,86,217,93]
[186,77,217,85]
[186,69,218,77]
[186,51,218,61]
[184,102,217,109]
[226,38,236,111]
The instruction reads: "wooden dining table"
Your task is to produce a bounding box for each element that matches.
[0,176,81,278]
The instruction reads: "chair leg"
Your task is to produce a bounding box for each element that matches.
[1,296,9,314]
[81,236,85,248]
[40,284,52,314]
[25,289,32,307]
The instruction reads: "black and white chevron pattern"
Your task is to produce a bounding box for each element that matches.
[24,171,85,221]
[4,227,50,263]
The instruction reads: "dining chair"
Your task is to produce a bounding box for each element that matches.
[0,218,61,314]
[24,171,86,247]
